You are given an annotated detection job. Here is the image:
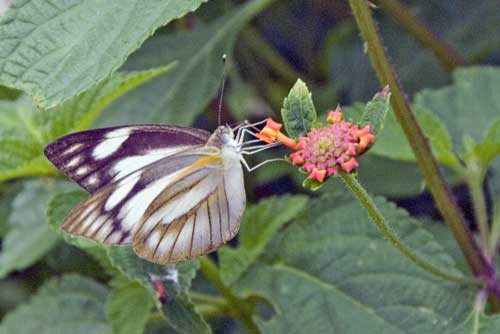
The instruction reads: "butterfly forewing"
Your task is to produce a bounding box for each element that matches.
[44,125,210,192]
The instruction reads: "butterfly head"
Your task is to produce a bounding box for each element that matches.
[209,125,238,149]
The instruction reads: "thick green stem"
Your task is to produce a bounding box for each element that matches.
[340,172,477,286]
[488,198,500,258]
[348,0,490,281]
[468,176,490,252]
[374,0,465,71]
[199,257,259,333]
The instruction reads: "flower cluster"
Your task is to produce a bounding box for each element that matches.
[256,105,375,183]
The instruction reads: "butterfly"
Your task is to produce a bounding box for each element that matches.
[44,120,280,264]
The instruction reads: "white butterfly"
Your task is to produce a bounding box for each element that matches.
[44,121,281,264]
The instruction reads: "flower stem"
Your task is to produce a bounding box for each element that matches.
[348,0,492,285]
[488,197,500,258]
[468,174,490,252]
[374,0,465,71]
[339,172,478,285]
[199,257,259,333]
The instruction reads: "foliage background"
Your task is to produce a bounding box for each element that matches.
[1,0,500,333]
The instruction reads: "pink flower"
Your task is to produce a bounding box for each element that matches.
[290,105,375,183]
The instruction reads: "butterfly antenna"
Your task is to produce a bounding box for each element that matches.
[217,54,227,126]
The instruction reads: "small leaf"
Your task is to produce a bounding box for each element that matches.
[0,180,73,278]
[281,79,317,139]
[472,119,500,170]
[0,274,112,334]
[236,194,473,333]
[0,0,206,107]
[0,67,170,182]
[106,282,153,334]
[97,0,275,126]
[219,195,308,285]
[360,86,390,138]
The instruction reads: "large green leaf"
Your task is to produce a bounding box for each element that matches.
[0,67,171,182]
[219,195,308,285]
[98,0,276,127]
[0,180,73,278]
[0,274,111,334]
[0,0,206,107]
[106,282,153,334]
[236,194,473,333]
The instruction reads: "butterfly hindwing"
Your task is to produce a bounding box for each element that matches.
[44,125,210,192]
[132,150,246,264]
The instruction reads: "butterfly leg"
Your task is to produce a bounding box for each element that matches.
[240,156,286,172]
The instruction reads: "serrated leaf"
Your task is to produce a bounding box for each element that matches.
[0,179,73,278]
[0,67,171,182]
[236,194,472,333]
[447,311,500,334]
[219,195,308,285]
[106,282,153,334]
[97,0,275,127]
[0,0,206,107]
[0,274,111,334]
[360,88,390,138]
[281,79,317,139]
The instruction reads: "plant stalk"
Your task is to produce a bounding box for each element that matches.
[488,197,500,258]
[199,257,259,333]
[468,175,490,252]
[340,172,477,286]
[348,0,491,279]
[374,0,465,71]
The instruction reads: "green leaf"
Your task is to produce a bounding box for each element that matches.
[0,274,112,334]
[370,105,461,169]
[0,67,170,182]
[97,0,276,127]
[448,311,500,334]
[360,87,391,138]
[236,194,472,333]
[106,282,153,334]
[219,195,308,285]
[0,180,73,278]
[107,247,211,334]
[281,79,317,139]
[471,119,500,170]
[0,0,206,107]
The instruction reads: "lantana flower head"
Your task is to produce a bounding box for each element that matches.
[257,105,375,184]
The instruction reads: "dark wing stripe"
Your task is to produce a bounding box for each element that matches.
[189,211,197,258]
[152,219,172,259]
[217,189,223,244]
[167,217,187,263]
[206,201,212,250]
